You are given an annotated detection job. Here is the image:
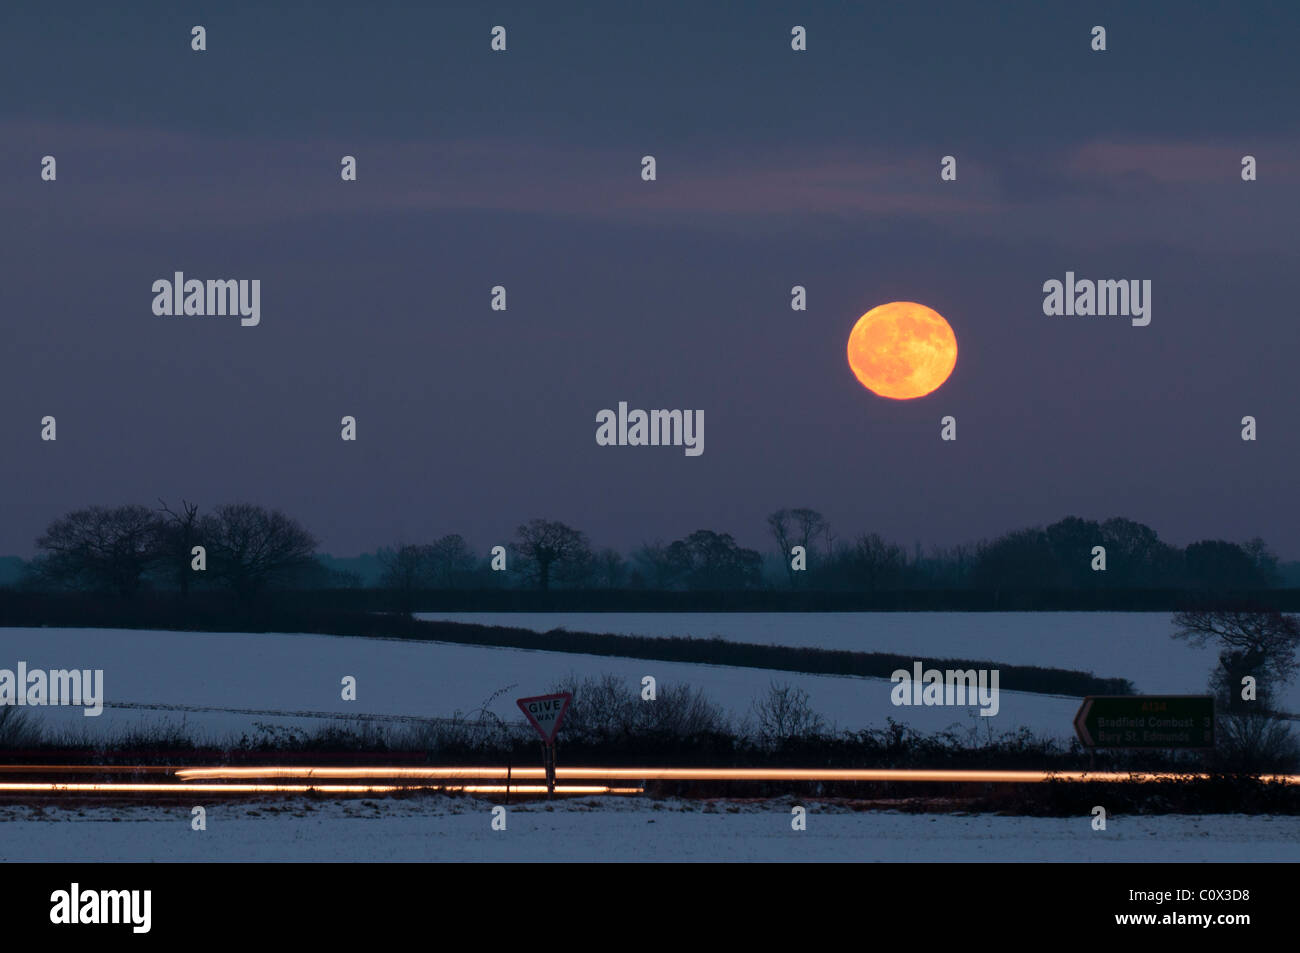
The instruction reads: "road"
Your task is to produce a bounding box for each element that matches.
[0,763,1295,798]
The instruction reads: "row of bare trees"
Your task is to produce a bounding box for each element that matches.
[765,509,1284,592]
[19,503,1290,597]
[377,520,597,603]
[380,520,766,595]
[31,501,321,600]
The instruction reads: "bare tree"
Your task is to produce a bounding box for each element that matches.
[790,508,827,556]
[750,681,826,747]
[1172,609,1300,711]
[34,504,162,597]
[832,532,908,591]
[512,519,592,591]
[549,673,728,742]
[157,499,202,595]
[0,706,41,748]
[200,503,319,599]
[427,534,476,587]
[1184,540,1269,590]
[768,510,795,586]
[1171,609,1300,771]
[377,535,474,610]
[549,673,632,742]
[664,530,763,590]
[1241,537,1283,588]
[1215,710,1299,772]
[378,543,434,612]
[632,541,678,589]
[591,548,628,589]
[633,680,729,736]
[768,508,829,587]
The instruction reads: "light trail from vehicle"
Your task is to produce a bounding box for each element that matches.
[171,766,1300,784]
[0,781,639,795]
[1,766,1295,795]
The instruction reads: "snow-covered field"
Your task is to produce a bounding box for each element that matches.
[2,619,1295,862]
[0,611,1290,745]
[0,796,1293,862]
[0,626,1073,742]
[418,611,1300,710]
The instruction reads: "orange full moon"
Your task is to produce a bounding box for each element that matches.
[846,301,957,400]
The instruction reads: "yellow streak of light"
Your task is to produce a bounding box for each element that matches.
[5,765,1297,789]
[170,766,1300,784]
[0,782,633,795]
[0,765,175,774]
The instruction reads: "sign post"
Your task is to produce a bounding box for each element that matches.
[516,692,572,796]
[1073,695,1215,749]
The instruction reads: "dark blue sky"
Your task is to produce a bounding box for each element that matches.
[1,1,1297,557]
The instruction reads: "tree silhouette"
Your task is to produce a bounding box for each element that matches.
[827,532,909,591]
[200,503,319,599]
[1184,540,1267,591]
[34,504,162,598]
[767,508,827,588]
[1172,609,1300,711]
[512,519,592,591]
[157,499,203,596]
[664,530,762,590]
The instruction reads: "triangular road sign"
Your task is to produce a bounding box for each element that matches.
[516,692,572,744]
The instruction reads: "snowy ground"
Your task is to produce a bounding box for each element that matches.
[0,796,1293,862]
[0,625,1077,743]
[418,611,1273,704]
[3,611,1290,746]
[2,619,1293,862]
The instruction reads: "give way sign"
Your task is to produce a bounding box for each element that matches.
[516,692,572,744]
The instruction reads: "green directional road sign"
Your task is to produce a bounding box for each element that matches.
[1073,695,1215,749]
